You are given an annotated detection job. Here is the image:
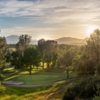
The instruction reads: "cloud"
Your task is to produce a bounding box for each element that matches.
[1,0,100,39]
[0,0,100,20]
[0,0,66,17]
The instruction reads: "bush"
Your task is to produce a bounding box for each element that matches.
[0,74,4,81]
[95,63,100,75]
[0,85,6,94]
[62,83,80,100]
[95,82,100,97]
[62,76,100,100]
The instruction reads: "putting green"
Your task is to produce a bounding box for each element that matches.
[10,73,66,85]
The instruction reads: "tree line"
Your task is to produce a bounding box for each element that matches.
[1,29,100,77]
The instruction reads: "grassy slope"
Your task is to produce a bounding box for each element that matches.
[11,74,66,85]
[1,80,69,100]
[1,77,100,100]
[4,67,77,85]
[2,67,77,100]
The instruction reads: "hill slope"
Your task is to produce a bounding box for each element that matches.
[6,35,37,44]
[6,35,19,44]
[6,35,86,45]
[56,37,86,45]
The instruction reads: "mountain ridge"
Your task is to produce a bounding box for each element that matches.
[6,35,86,45]
[55,37,86,45]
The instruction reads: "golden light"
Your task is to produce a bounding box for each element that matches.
[87,26,97,36]
[37,34,50,40]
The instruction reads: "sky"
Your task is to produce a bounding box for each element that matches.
[0,0,100,40]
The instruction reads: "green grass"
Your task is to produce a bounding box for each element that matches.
[10,74,66,85]
[1,72,99,100]
[0,80,67,100]
[2,66,77,99]
[4,65,77,85]
[94,97,100,100]
[5,70,77,85]
[1,78,99,100]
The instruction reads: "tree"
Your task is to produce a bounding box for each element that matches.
[44,40,58,69]
[0,37,7,74]
[16,34,31,55]
[10,51,23,70]
[0,37,7,87]
[57,47,76,78]
[74,53,95,75]
[86,29,100,75]
[86,29,100,62]
[10,34,32,71]
[73,29,100,75]
[22,47,40,75]
[38,39,58,69]
[38,38,45,69]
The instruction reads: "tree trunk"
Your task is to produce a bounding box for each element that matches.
[29,66,32,75]
[52,61,56,69]
[66,68,69,78]
[47,62,50,69]
[0,81,2,87]
[29,70,32,75]
[42,60,44,70]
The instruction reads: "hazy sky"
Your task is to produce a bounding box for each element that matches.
[0,0,100,40]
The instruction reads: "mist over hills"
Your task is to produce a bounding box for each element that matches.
[6,35,38,44]
[6,35,86,45]
[56,37,86,45]
[6,35,19,44]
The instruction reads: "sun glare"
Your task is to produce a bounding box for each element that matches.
[87,26,97,36]
[37,35,50,40]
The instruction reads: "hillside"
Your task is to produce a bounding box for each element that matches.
[6,35,37,44]
[2,77,98,100]
[6,35,19,44]
[56,37,86,45]
[1,80,68,100]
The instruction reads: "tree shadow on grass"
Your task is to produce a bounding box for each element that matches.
[5,85,52,96]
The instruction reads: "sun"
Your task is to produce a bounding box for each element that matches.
[87,26,97,36]
[37,34,50,40]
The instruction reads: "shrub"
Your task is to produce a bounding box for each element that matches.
[62,83,80,100]
[96,82,100,97]
[0,85,6,94]
[95,63,100,75]
[0,74,4,81]
[62,76,100,100]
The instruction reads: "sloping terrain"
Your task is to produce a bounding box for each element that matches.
[56,37,86,45]
[6,35,19,44]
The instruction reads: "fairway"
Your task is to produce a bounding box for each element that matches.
[4,70,77,85]
[10,73,66,85]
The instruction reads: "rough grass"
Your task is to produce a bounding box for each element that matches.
[1,80,68,100]
[94,97,100,100]
[1,77,100,100]
[2,66,77,100]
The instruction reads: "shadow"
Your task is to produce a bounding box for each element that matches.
[5,85,52,96]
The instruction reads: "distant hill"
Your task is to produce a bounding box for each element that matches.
[56,37,86,45]
[6,35,86,45]
[6,35,37,44]
[30,40,38,45]
[6,35,19,44]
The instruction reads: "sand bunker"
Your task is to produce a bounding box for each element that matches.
[3,80,24,85]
